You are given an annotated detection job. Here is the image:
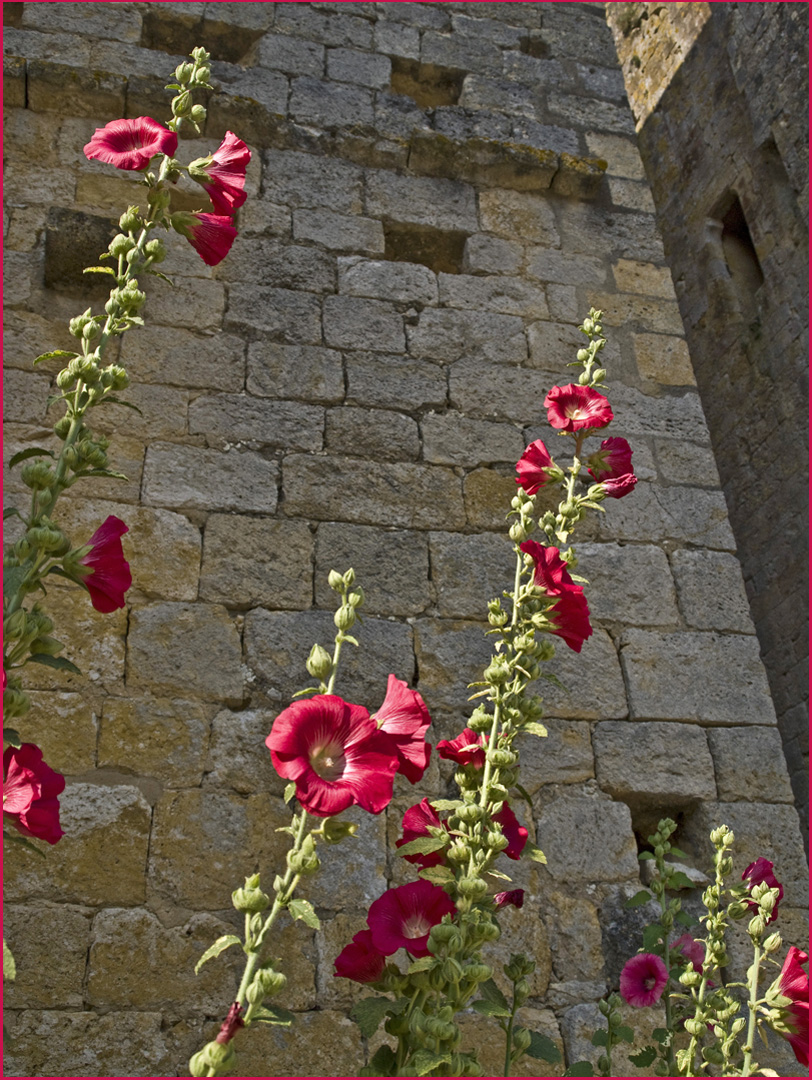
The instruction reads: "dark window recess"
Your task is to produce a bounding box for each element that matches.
[141,10,263,66]
[390,57,466,110]
[44,209,117,299]
[719,194,764,300]
[518,35,549,59]
[3,3,24,28]
[383,223,467,276]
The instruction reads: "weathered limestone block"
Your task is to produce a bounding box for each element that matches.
[4,783,151,905]
[429,530,515,617]
[257,31,325,77]
[305,806,388,910]
[577,542,679,627]
[204,707,285,797]
[478,188,560,243]
[586,131,646,179]
[225,284,323,342]
[654,438,721,486]
[707,726,795,803]
[544,890,605,982]
[671,548,754,632]
[189,393,324,451]
[323,294,405,353]
[423,412,524,468]
[263,148,364,212]
[338,256,439,304]
[366,169,478,232]
[412,617,494,720]
[318,910,372,1008]
[536,787,639,883]
[438,271,549,318]
[142,442,279,514]
[408,129,559,192]
[346,350,448,410]
[633,332,696,385]
[143,275,225,332]
[24,691,96,775]
[620,629,776,725]
[325,406,420,461]
[247,342,344,403]
[526,248,607,286]
[407,307,527,364]
[99,695,212,788]
[314,522,431,616]
[4,901,92,1008]
[462,466,516,531]
[456,1008,563,1077]
[216,236,337,292]
[289,74,375,128]
[200,515,313,609]
[596,481,736,549]
[127,602,244,706]
[463,233,522,275]
[449,358,557,424]
[292,208,385,253]
[515,720,594,791]
[2,367,52,425]
[594,720,716,804]
[541,629,628,721]
[560,1001,665,1074]
[236,1008,364,1077]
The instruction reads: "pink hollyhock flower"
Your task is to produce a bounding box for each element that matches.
[3,743,65,845]
[372,674,432,784]
[599,472,637,498]
[494,889,524,909]
[190,131,251,216]
[620,953,669,1008]
[493,802,529,861]
[545,384,614,433]
[519,540,576,595]
[516,439,558,496]
[673,933,706,973]
[215,1002,244,1045]
[265,695,399,817]
[368,879,456,958]
[765,947,809,1066]
[171,211,238,267]
[84,117,178,171]
[547,588,593,653]
[396,798,445,868]
[742,857,784,924]
[333,929,387,983]
[587,437,637,499]
[79,516,132,613]
[436,728,488,770]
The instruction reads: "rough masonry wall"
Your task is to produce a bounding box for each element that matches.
[2,3,807,1076]
[607,1,810,846]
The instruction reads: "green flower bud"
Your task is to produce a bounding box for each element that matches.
[458,876,488,900]
[347,588,364,608]
[576,348,589,362]
[172,90,192,117]
[82,320,101,342]
[508,521,527,543]
[727,900,749,919]
[513,977,530,1004]
[3,685,31,719]
[428,923,461,952]
[342,568,356,588]
[597,1054,609,1074]
[467,707,492,733]
[327,569,344,592]
[334,605,355,631]
[189,1041,235,1078]
[319,817,358,844]
[109,233,135,258]
[484,657,510,685]
[306,642,332,680]
[175,62,194,83]
[55,368,75,390]
[701,1045,725,1066]
[457,803,484,824]
[485,831,508,851]
[487,748,517,767]
[462,962,492,984]
[53,415,72,439]
[68,308,93,337]
[679,968,702,987]
[232,874,270,913]
[30,635,64,657]
[20,460,55,491]
[447,840,470,863]
[748,914,766,939]
[762,931,782,954]
[4,609,28,639]
[125,247,142,266]
[189,104,207,125]
[249,965,287,999]
[195,65,211,85]
[144,238,167,263]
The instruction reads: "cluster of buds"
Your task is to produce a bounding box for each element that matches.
[167,46,212,131]
[302,569,365,695]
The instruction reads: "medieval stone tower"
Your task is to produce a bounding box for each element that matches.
[3,3,807,1076]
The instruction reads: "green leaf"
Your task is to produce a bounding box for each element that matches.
[513,782,534,811]
[102,396,143,415]
[669,846,689,859]
[430,799,462,812]
[521,720,548,737]
[283,782,296,804]
[472,998,510,1018]
[418,865,455,885]
[524,1029,562,1064]
[591,1029,608,1047]
[366,1045,397,1075]
[288,898,320,929]
[407,956,437,975]
[33,350,77,366]
[652,1027,669,1044]
[629,1047,657,1067]
[642,924,664,951]
[3,566,27,601]
[291,685,321,698]
[8,447,56,469]
[3,939,16,981]
[616,1025,634,1043]
[147,269,175,286]
[638,851,655,860]
[71,468,129,481]
[340,634,360,647]
[3,728,22,748]
[47,394,66,409]
[484,868,512,882]
[194,934,242,974]
[251,1004,295,1026]
[674,909,697,927]
[476,977,509,1012]
[4,831,46,857]
[27,653,81,675]
[624,889,653,909]
[563,1063,595,1077]
[3,507,24,522]
[410,1050,452,1076]
[523,842,546,864]
[350,996,395,1039]
[83,265,116,276]
[396,836,446,858]
[666,870,695,890]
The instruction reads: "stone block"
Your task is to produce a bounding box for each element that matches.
[237,1008,364,1077]
[407,307,527,365]
[247,342,344,403]
[609,176,657,212]
[263,149,364,213]
[366,169,479,232]
[4,901,91,1009]
[244,608,415,709]
[142,442,279,514]
[91,383,188,442]
[434,104,513,143]
[536,788,639,883]
[422,412,525,467]
[318,910,373,1008]
[548,92,636,136]
[421,29,504,75]
[589,291,684,334]
[374,19,420,60]
[257,32,325,77]
[429,531,515,618]
[119,326,246,391]
[407,129,559,192]
[27,59,126,117]
[292,209,385,254]
[144,276,225,332]
[585,132,646,180]
[346,351,448,410]
[576,542,679,627]
[199,515,314,610]
[282,454,465,529]
[216,237,336,293]
[276,4,373,48]
[456,1007,562,1076]
[327,45,391,87]
[412,617,495,719]
[596,481,736,550]
[540,629,628,721]
[594,720,716,804]
[239,198,291,237]
[3,55,26,107]
[515,720,595,791]
[526,318,594,371]
[438,272,549,318]
[558,202,665,263]
[462,233,522,275]
[188,393,324,452]
[4,782,150,905]
[204,707,286,798]
[479,188,560,244]
[23,692,97,775]
[449,358,557,424]
[99,695,211,789]
[22,2,140,38]
[289,74,375,127]
[620,629,777,725]
[544,890,605,981]
[512,117,581,156]
[614,258,675,298]
[633,331,696,385]
[337,256,439,304]
[225,284,323,343]
[707,726,795,804]
[126,602,244,706]
[323,294,405,353]
[314,522,430,616]
[325,405,420,461]
[670,549,754,632]
[306,806,388,910]
[2,161,75,207]
[526,248,607,286]
[560,1000,666,1075]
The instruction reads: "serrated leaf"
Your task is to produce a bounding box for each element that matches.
[4,831,46,857]
[484,868,512,882]
[477,977,509,1011]
[652,1027,669,1044]
[292,685,321,697]
[102,396,143,415]
[288,898,320,929]
[522,720,548,737]
[8,447,56,469]
[624,889,653,909]
[33,350,77,366]
[616,1025,634,1043]
[524,1029,562,1064]
[194,934,242,974]
[3,728,22,748]
[418,865,455,885]
[283,782,296,804]
[539,669,568,692]
[513,782,534,811]
[410,1050,452,1076]
[27,653,81,675]
[591,1029,608,1047]
[397,836,446,858]
[629,1046,657,1067]
[350,996,394,1039]
[251,1004,295,1026]
[638,851,655,860]
[669,845,689,859]
[367,1045,397,1074]
[147,269,175,285]
[674,909,697,927]
[3,507,24,522]
[430,799,462,812]
[3,566,27,601]
[472,998,510,1018]
[407,956,437,975]
[643,924,664,950]
[83,265,116,276]
[666,870,695,890]
[72,469,129,481]
[3,939,16,981]
[563,1062,595,1076]
[523,842,546,864]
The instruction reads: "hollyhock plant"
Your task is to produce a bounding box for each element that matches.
[189,131,251,216]
[742,857,784,923]
[765,947,810,1066]
[620,952,669,1008]
[436,728,488,770]
[519,540,577,595]
[83,116,178,171]
[333,929,387,984]
[79,516,132,613]
[544,383,614,433]
[547,588,593,653]
[3,743,65,845]
[171,210,238,267]
[372,674,432,784]
[396,798,446,868]
[587,436,637,499]
[265,695,399,817]
[515,439,559,495]
[673,933,705,973]
[367,879,456,959]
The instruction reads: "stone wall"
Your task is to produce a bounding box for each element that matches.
[607,1,810,846]
[3,3,807,1076]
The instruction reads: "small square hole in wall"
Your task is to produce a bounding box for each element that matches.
[518,34,549,59]
[383,222,467,275]
[141,9,263,66]
[717,192,764,301]
[3,3,23,28]
[44,208,118,299]
[390,57,466,109]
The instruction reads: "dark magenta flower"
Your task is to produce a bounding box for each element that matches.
[765,947,809,1066]
[333,929,386,984]
[515,439,558,496]
[436,728,488,770]
[372,674,432,784]
[79,515,132,613]
[742,857,784,924]
[266,695,399,818]
[545,384,614,433]
[367,879,456,958]
[619,953,669,1008]
[3,743,65,845]
[189,131,251,216]
[494,889,524,909]
[519,540,576,595]
[672,933,705,974]
[396,798,445,868]
[547,588,593,653]
[493,802,528,861]
[83,117,178,171]
[587,437,636,499]
[171,211,238,266]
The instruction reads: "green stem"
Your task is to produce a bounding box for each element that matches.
[503,1003,517,1077]
[741,942,762,1077]
[325,634,344,695]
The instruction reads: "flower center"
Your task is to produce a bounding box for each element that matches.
[309,740,346,781]
[401,914,431,940]
[644,975,656,990]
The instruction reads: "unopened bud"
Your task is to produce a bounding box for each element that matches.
[320,817,358,844]
[458,876,488,899]
[190,104,207,125]
[189,1041,235,1077]
[145,238,167,263]
[334,605,355,631]
[175,62,194,83]
[306,643,333,681]
[327,569,344,592]
[232,874,270,913]
[347,588,364,608]
[172,90,192,117]
[762,932,782,954]
[109,233,134,258]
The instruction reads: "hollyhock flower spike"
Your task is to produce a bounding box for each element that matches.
[266,695,399,817]
[587,436,637,499]
[515,439,559,495]
[171,211,238,267]
[620,952,669,1008]
[79,516,132,613]
[396,798,445,868]
[742,857,784,923]
[436,728,488,770]
[545,383,614,433]
[765,947,809,1066]
[3,743,65,845]
[368,879,456,958]
[333,929,387,984]
[84,117,178,171]
[372,674,432,783]
[189,131,251,216]
[519,540,576,595]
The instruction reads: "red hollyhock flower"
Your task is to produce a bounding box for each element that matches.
[333,929,386,983]
[396,798,445,868]
[3,743,65,845]
[587,436,637,499]
[266,695,399,817]
[171,211,238,267]
[545,384,614,433]
[372,674,432,784]
[519,540,576,595]
[516,439,557,496]
[600,473,637,498]
[493,802,528,861]
[83,117,178,171]
[547,588,593,653]
[190,131,251,216]
[742,857,784,924]
[80,515,132,613]
[436,728,488,770]
[494,889,524,909]
[368,879,456,958]
[620,953,669,1008]
[766,947,809,1066]
[672,933,705,973]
